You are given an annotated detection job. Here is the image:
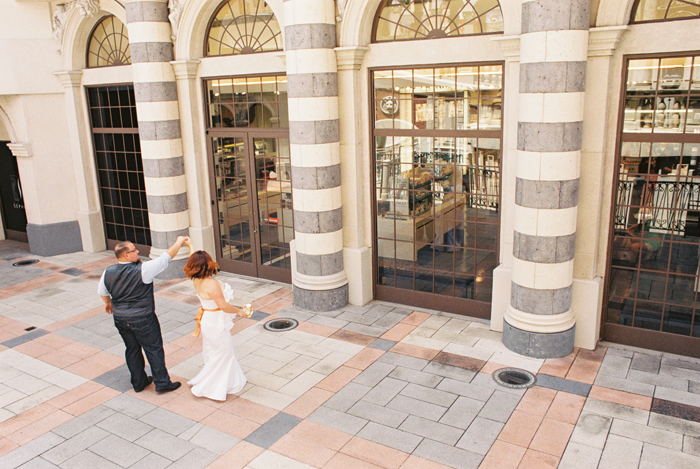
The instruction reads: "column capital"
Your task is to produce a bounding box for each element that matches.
[7,142,32,158]
[334,46,369,71]
[170,60,200,80]
[588,26,628,58]
[491,35,520,60]
[54,70,83,88]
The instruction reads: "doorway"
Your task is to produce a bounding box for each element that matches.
[0,142,28,242]
[208,132,293,283]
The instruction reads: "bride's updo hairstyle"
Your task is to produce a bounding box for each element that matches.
[184,250,220,279]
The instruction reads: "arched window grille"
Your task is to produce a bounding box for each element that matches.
[373,0,503,43]
[87,15,131,68]
[632,0,700,23]
[206,0,283,56]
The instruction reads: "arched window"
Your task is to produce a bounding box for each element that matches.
[206,0,283,56]
[632,0,700,23]
[87,15,131,68]
[373,0,503,43]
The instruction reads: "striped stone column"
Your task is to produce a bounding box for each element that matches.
[503,0,590,358]
[125,0,189,274]
[284,0,348,311]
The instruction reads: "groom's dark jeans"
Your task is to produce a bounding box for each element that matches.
[113,312,174,391]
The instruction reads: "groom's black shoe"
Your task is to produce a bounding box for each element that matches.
[156,381,181,394]
[134,376,153,393]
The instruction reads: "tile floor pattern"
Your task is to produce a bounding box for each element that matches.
[0,240,699,468]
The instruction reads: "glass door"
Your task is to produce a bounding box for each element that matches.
[210,132,293,283]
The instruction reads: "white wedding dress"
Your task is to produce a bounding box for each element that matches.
[188,281,247,401]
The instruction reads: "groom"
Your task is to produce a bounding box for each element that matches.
[98,236,190,393]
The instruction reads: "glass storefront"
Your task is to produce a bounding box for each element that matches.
[606,54,700,352]
[373,65,502,317]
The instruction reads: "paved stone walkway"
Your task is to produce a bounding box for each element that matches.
[0,239,699,468]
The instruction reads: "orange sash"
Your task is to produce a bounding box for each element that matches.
[190,307,221,347]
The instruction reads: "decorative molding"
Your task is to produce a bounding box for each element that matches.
[334,46,369,71]
[588,26,629,57]
[293,270,349,291]
[7,143,32,159]
[492,35,521,60]
[54,70,83,88]
[75,0,99,17]
[168,0,183,41]
[52,2,73,54]
[336,0,347,22]
[170,60,200,80]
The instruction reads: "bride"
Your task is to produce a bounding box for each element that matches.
[183,245,248,401]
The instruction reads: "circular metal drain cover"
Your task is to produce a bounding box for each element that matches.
[12,259,39,267]
[492,368,537,389]
[263,318,299,332]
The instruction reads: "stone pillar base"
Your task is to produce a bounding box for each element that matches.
[27,221,83,256]
[503,320,575,359]
[155,258,187,280]
[293,284,348,312]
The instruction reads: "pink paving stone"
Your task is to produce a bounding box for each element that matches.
[588,385,652,411]
[380,323,417,342]
[480,361,507,375]
[497,410,544,448]
[259,297,294,314]
[515,386,557,417]
[62,387,120,416]
[401,311,431,326]
[296,321,338,337]
[160,394,218,422]
[389,342,439,361]
[517,449,559,469]
[0,437,18,457]
[221,397,278,425]
[33,333,74,349]
[344,347,385,370]
[284,387,335,419]
[538,349,578,378]
[37,350,81,369]
[545,392,586,424]
[6,409,73,445]
[0,403,57,436]
[479,440,527,469]
[201,410,260,439]
[13,341,54,358]
[271,433,338,468]
[46,381,104,410]
[566,357,603,385]
[286,420,353,452]
[207,441,265,469]
[528,418,575,457]
[316,366,362,393]
[339,437,410,469]
[399,455,454,469]
[323,452,384,469]
[57,342,101,360]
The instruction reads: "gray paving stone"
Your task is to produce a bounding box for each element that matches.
[356,421,423,453]
[423,362,475,382]
[306,315,348,329]
[16,457,60,469]
[362,377,407,406]
[0,433,64,469]
[52,406,115,439]
[605,347,634,358]
[685,435,700,457]
[400,383,457,408]
[631,353,662,373]
[134,428,196,460]
[389,366,443,388]
[387,394,447,421]
[244,412,301,449]
[187,426,239,455]
[42,427,109,465]
[594,373,655,397]
[455,416,503,455]
[477,390,521,423]
[125,453,171,469]
[413,438,483,469]
[655,386,700,408]
[372,312,406,329]
[308,406,368,435]
[627,369,689,391]
[690,381,700,395]
[324,382,372,412]
[649,413,700,438]
[599,354,632,379]
[662,357,700,373]
[93,365,134,393]
[353,361,396,387]
[559,441,603,469]
[436,378,492,401]
[59,450,121,469]
[1,329,49,348]
[165,447,219,469]
[138,407,197,436]
[102,394,157,420]
[611,418,683,450]
[440,396,484,430]
[368,339,396,351]
[378,351,429,371]
[89,434,150,467]
[660,363,700,383]
[570,411,613,449]
[469,372,526,396]
[536,373,591,397]
[399,415,464,446]
[639,441,700,469]
[96,412,153,442]
[336,311,381,326]
[598,434,643,469]
[583,398,650,425]
[347,400,408,428]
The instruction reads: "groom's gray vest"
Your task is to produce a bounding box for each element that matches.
[104,263,155,317]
